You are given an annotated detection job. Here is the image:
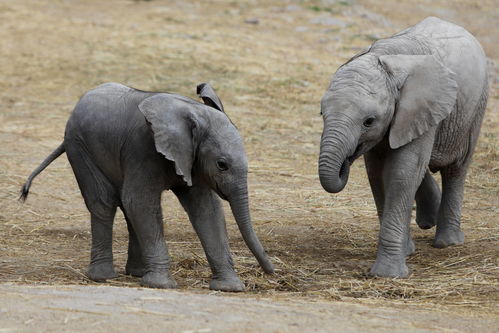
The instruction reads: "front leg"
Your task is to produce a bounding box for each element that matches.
[173,185,244,292]
[370,136,433,277]
[366,149,414,257]
[365,150,385,221]
[121,179,176,289]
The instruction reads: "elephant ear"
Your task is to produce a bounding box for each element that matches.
[197,83,224,112]
[139,94,203,186]
[379,54,458,149]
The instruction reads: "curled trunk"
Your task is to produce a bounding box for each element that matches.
[318,122,356,193]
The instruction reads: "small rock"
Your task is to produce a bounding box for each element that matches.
[309,16,346,28]
[245,18,259,25]
[286,5,301,12]
[295,26,308,32]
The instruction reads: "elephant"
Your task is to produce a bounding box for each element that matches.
[318,17,488,278]
[20,82,274,291]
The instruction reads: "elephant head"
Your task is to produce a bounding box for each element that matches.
[318,53,458,193]
[139,83,274,274]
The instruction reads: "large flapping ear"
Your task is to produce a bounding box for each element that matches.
[197,83,224,112]
[139,94,202,186]
[379,54,458,149]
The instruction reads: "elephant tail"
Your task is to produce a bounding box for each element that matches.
[20,142,66,202]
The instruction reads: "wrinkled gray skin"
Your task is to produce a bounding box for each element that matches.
[318,17,488,277]
[21,82,274,291]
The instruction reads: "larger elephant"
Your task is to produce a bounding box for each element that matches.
[21,82,274,291]
[318,17,488,277]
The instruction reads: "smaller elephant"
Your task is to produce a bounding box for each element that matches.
[318,17,488,277]
[21,82,274,291]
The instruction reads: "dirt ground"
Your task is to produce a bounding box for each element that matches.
[0,0,497,332]
[2,284,498,333]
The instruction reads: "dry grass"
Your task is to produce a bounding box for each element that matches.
[0,0,497,316]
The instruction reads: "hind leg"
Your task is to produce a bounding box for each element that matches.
[415,171,441,230]
[122,209,145,277]
[66,145,119,281]
[433,94,486,248]
[433,166,466,248]
[88,210,118,281]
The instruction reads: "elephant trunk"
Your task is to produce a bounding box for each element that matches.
[228,183,274,274]
[318,120,357,193]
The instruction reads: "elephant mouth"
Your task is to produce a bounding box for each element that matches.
[338,143,364,183]
[348,143,365,164]
[215,183,228,201]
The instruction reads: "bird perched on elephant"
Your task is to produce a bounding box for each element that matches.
[21,82,274,291]
[318,17,488,277]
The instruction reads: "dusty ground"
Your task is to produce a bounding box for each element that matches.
[0,0,498,332]
[2,284,498,333]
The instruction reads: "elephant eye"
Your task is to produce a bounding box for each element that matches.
[216,159,229,171]
[363,116,376,127]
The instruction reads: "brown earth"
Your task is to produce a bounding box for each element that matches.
[0,0,498,332]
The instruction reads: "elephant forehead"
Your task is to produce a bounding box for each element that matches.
[329,56,388,96]
[210,124,243,147]
[322,92,379,115]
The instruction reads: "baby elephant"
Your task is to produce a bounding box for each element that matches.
[21,82,274,291]
[318,17,488,277]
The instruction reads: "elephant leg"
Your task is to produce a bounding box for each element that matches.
[66,144,118,281]
[366,151,414,257]
[405,227,415,257]
[433,165,466,248]
[121,180,176,289]
[371,175,421,277]
[121,209,145,277]
[88,211,118,281]
[365,151,385,221]
[415,171,441,229]
[370,136,432,277]
[173,185,244,292]
[433,99,485,248]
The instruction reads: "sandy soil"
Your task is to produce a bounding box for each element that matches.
[0,0,498,331]
[1,284,498,333]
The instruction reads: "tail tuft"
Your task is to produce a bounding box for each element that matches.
[19,181,31,202]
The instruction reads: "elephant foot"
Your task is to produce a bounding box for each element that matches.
[140,271,177,289]
[87,262,118,281]
[416,214,436,230]
[433,228,464,248]
[416,199,439,230]
[415,174,440,230]
[209,275,245,292]
[370,256,409,278]
[405,239,416,257]
[125,262,146,277]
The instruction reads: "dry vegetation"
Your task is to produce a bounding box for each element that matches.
[0,0,497,318]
